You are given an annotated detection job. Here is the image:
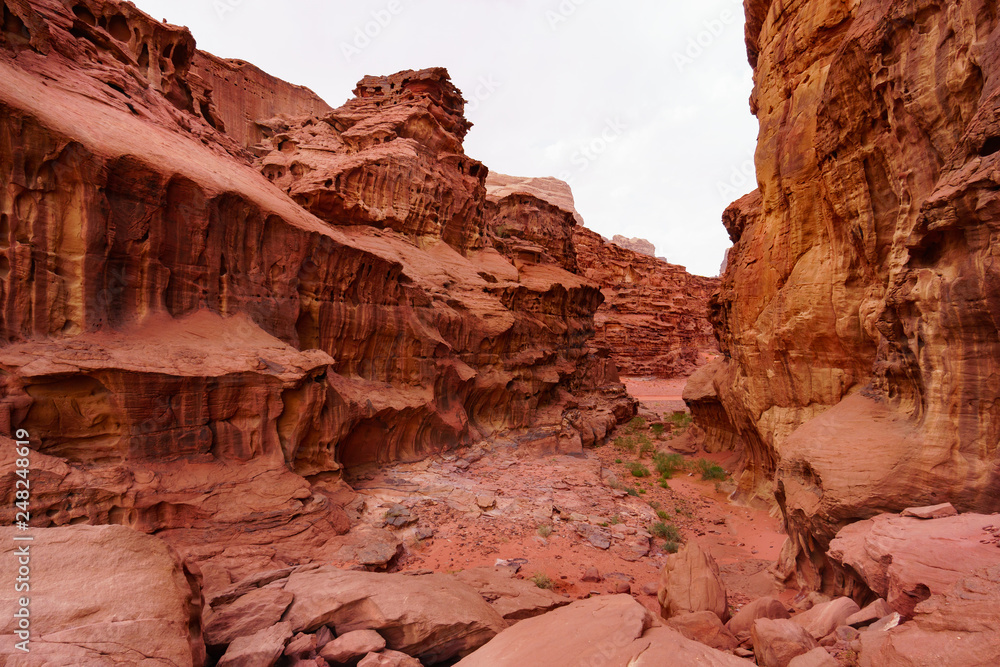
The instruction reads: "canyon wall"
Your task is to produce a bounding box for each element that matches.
[697,0,1000,591]
[0,0,633,578]
[484,174,719,378]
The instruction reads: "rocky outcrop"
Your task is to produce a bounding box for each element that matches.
[694,0,1000,587]
[455,595,746,667]
[484,175,719,378]
[0,525,205,666]
[0,0,633,582]
[610,235,656,257]
[827,510,1000,665]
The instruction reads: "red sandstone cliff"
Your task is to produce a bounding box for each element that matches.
[484,174,719,379]
[693,0,1000,591]
[0,0,634,579]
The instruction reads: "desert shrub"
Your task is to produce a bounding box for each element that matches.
[669,411,693,429]
[537,524,553,538]
[663,540,681,554]
[628,416,647,432]
[656,510,670,521]
[653,452,685,478]
[650,522,682,542]
[626,486,640,497]
[695,458,727,481]
[531,572,554,589]
[628,462,651,478]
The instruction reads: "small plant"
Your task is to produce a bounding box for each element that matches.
[537,524,553,538]
[651,423,666,437]
[638,488,647,494]
[650,522,682,542]
[531,572,554,590]
[628,416,647,432]
[658,479,669,489]
[628,462,651,478]
[609,515,622,525]
[663,540,681,554]
[653,452,685,478]
[669,411,693,430]
[648,501,661,510]
[626,486,640,497]
[615,458,623,464]
[638,438,655,459]
[656,510,670,520]
[695,459,727,481]
[614,436,637,453]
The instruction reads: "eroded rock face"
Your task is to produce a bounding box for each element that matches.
[0,525,205,666]
[695,0,1000,587]
[0,0,633,580]
[483,174,719,378]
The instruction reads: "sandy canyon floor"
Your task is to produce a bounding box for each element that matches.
[344,376,790,617]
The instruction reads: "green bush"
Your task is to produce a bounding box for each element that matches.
[651,423,666,436]
[531,572,554,590]
[663,540,681,554]
[669,412,693,429]
[656,510,670,520]
[653,452,685,478]
[695,458,727,481]
[658,479,669,489]
[628,416,647,432]
[626,486,640,497]
[650,522,682,542]
[628,462,651,478]
[537,524,553,538]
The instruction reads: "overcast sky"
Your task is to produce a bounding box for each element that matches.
[130,0,758,277]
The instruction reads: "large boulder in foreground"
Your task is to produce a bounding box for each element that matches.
[455,595,745,666]
[0,525,204,666]
[828,512,1000,618]
[658,541,729,621]
[281,566,506,664]
[827,511,1000,666]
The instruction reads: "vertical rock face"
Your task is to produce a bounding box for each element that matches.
[0,0,633,576]
[484,174,719,378]
[699,0,1000,589]
[576,228,719,378]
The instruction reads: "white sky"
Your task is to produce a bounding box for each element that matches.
[130,0,759,277]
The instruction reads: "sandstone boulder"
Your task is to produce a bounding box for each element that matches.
[751,618,820,667]
[451,567,570,621]
[790,597,860,640]
[657,541,729,621]
[205,587,295,647]
[217,622,292,667]
[667,611,739,651]
[455,595,745,666]
[828,513,1000,618]
[901,504,958,520]
[846,599,892,628]
[320,629,387,664]
[788,647,839,667]
[0,525,203,666]
[281,567,506,664]
[727,596,791,643]
[357,650,423,667]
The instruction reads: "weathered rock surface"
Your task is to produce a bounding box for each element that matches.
[693,0,1000,588]
[484,173,719,379]
[658,540,729,622]
[203,586,295,648]
[828,512,1000,618]
[727,596,791,644]
[450,566,571,621]
[217,621,292,667]
[575,225,719,378]
[280,566,506,664]
[319,629,387,664]
[0,525,204,666]
[827,511,1000,665]
[610,235,657,257]
[666,610,739,651]
[790,597,860,641]
[0,0,633,582]
[788,648,839,667]
[455,595,745,667]
[751,618,820,667]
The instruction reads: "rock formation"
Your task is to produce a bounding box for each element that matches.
[692,0,1000,590]
[610,235,656,257]
[483,174,719,378]
[0,0,634,584]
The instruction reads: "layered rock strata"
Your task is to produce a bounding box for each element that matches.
[0,0,633,579]
[484,174,719,378]
[693,0,1000,589]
